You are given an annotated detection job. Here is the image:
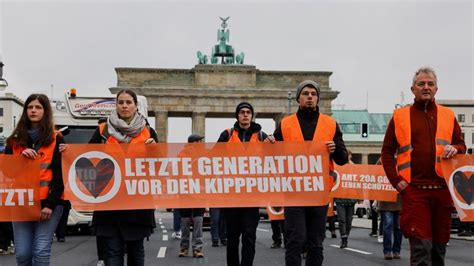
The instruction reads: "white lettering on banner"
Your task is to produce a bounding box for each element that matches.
[165,179,201,194]
[342,174,358,182]
[203,176,324,194]
[181,158,192,176]
[196,156,324,176]
[0,189,34,206]
[125,179,163,195]
[158,159,170,176]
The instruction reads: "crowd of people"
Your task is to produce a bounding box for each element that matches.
[0,66,470,266]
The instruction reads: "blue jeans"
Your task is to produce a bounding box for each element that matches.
[104,237,145,266]
[382,211,402,254]
[210,208,226,242]
[13,205,63,266]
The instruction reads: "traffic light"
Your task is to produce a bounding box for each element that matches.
[361,123,368,138]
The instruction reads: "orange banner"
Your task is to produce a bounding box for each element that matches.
[267,206,285,220]
[331,164,397,202]
[62,142,333,211]
[0,155,41,221]
[440,154,474,222]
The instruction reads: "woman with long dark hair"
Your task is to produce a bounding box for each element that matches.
[5,94,65,265]
[89,89,157,266]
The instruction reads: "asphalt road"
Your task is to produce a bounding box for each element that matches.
[0,211,472,266]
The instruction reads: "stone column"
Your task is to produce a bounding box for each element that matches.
[192,112,206,137]
[155,111,168,143]
[362,153,369,164]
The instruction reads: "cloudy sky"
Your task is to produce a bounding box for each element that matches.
[0,0,472,141]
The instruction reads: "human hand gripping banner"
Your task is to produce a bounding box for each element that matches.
[61,142,333,211]
[440,154,474,222]
[0,155,41,221]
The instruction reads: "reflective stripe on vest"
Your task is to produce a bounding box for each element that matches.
[280,113,337,183]
[393,104,455,182]
[226,128,259,143]
[12,131,60,200]
[99,123,151,144]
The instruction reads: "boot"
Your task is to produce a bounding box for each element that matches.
[340,237,348,248]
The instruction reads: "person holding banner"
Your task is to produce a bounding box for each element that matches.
[88,89,157,266]
[218,101,269,266]
[381,67,466,265]
[5,94,65,265]
[272,80,348,266]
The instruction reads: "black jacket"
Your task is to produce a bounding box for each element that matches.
[5,134,65,210]
[90,123,157,240]
[273,107,348,166]
[217,121,268,143]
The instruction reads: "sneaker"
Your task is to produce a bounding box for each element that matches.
[212,241,219,247]
[340,238,348,249]
[7,246,14,254]
[172,231,182,239]
[377,235,383,243]
[179,248,188,257]
[384,253,393,260]
[458,231,473,237]
[369,232,378,237]
[393,253,401,259]
[193,249,204,258]
[57,237,65,242]
[221,239,227,246]
[271,241,282,249]
[0,249,9,255]
[97,260,105,266]
[331,231,337,238]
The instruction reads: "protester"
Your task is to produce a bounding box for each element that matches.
[178,134,206,258]
[382,67,466,265]
[218,101,269,266]
[377,195,403,260]
[5,94,65,265]
[334,198,357,248]
[89,89,157,266]
[0,222,14,255]
[271,80,348,266]
[172,209,182,239]
[270,218,286,249]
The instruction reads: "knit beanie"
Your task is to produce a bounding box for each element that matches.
[296,80,321,102]
[235,102,254,119]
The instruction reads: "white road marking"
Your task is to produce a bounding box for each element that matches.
[157,247,166,258]
[257,228,269,232]
[163,235,169,241]
[160,225,165,229]
[163,230,168,233]
[330,245,372,255]
[159,218,162,222]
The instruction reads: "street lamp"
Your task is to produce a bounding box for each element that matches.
[0,61,8,91]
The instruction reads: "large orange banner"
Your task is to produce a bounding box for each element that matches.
[331,164,398,202]
[441,154,474,222]
[62,142,333,211]
[0,155,41,221]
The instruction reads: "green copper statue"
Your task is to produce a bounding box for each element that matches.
[196,17,245,65]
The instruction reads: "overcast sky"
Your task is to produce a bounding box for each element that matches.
[0,0,472,142]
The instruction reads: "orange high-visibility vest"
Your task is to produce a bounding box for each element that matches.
[226,128,260,143]
[12,131,61,200]
[393,104,455,182]
[281,113,337,187]
[99,123,151,144]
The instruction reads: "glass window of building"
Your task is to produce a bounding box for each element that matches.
[457,114,465,123]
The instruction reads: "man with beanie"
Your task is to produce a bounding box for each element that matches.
[381,67,465,265]
[178,134,205,258]
[272,80,348,266]
[218,101,270,266]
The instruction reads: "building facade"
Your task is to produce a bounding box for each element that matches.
[0,93,24,141]
[437,100,474,152]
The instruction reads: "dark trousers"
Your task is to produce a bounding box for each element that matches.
[210,208,227,242]
[0,222,13,250]
[103,237,145,266]
[370,200,378,235]
[336,204,354,238]
[271,219,286,244]
[225,207,260,266]
[327,216,336,232]
[55,202,71,239]
[285,205,328,266]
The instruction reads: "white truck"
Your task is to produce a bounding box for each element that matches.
[52,89,148,232]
